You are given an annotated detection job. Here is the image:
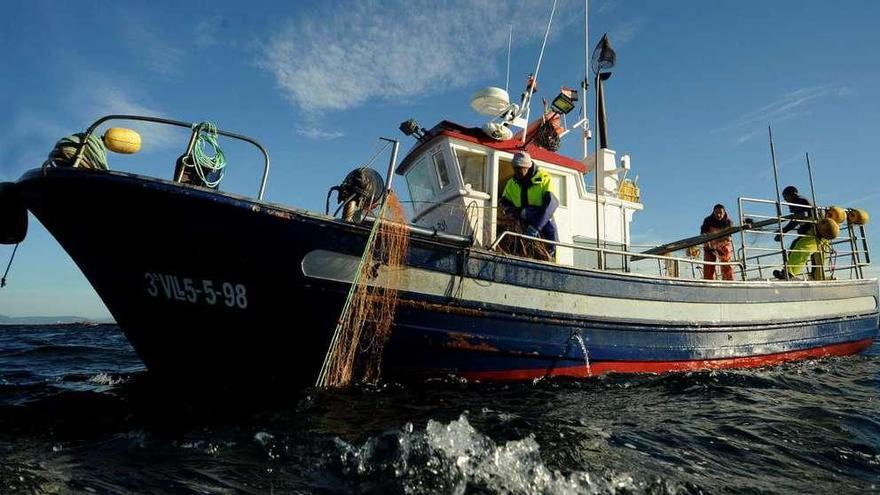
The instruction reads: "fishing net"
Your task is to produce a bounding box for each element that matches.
[318,192,410,388]
[495,220,554,262]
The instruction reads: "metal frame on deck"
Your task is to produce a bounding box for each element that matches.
[63,115,271,200]
[490,194,872,282]
[491,230,740,279]
[738,196,870,281]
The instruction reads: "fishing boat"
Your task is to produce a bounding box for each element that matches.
[2,7,876,389]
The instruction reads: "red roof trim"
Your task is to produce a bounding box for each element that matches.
[396,121,587,174]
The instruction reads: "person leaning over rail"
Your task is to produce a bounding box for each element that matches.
[500,151,559,257]
[773,186,824,280]
[700,204,734,281]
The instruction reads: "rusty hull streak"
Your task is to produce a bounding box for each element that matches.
[266,208,293,220]
[396,301,499,352]
[399,299,486,318]
[398,299,582,328]
[445,331,500,353]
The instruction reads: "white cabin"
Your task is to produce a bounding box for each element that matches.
[396,121,643,269]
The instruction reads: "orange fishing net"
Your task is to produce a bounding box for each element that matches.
[319,192,409,388]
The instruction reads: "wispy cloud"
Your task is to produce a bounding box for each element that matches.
[123,25,186,78]
[195,15,227,49]
[77,79,178,151]
[610,18,645,46]
[717,85,853,145]
[595,0,618,15]
[259,0,591,113]
[296,127,345,140]
[736,129,762,146]
[0,71,175,177]
[842,190,880,206]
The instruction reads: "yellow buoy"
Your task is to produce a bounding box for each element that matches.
[102,127,142,154]
[847,208,870,225]
[825,206,846,224]
[816,218,840,240]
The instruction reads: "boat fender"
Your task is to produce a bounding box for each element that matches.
[0,182,27,244]
[816,218,839,240]
[102,127,141,154]
[847,208,869,225]
[825,206,846,224]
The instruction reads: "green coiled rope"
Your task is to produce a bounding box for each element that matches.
[48,133,108,170]
[189,121,226,188]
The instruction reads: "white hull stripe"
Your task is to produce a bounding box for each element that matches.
[301,250,878,325]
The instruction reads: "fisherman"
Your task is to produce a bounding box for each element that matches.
[773,186,821,280]
[700,204,734,280]
[500,151,559,258]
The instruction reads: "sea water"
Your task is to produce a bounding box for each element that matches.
[0,324,878,493]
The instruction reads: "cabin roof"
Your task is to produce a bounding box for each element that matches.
[396,121,587,175]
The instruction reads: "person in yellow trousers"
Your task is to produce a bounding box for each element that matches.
[773,186,827,280]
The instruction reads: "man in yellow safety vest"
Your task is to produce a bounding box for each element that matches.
[500,151,559,255]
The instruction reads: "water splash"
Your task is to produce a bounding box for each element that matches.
[88,372,127,386]
[334,414,647,494]
[573,333,592,377]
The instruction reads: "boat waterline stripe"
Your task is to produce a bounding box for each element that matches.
[457,338,876,380]
[301,250,878,325]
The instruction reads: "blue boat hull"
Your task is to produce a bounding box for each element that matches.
[17,168,880,387]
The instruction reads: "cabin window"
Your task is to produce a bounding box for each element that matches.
[454,149,487,192]
[549,174,567,207]
[432,151,451,189]
[405,157,438,208]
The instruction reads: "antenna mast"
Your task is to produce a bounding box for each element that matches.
[582,0,590,160]
[521,0,558,144]
[768,125,790,279]
[506,25,512,93]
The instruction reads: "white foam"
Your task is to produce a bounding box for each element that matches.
[88,372,126,386]
[337,414,646,494]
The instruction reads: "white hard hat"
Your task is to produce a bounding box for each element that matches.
[512,151,532,168]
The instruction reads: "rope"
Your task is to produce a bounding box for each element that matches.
[48,133,108,170]
[188,122,227,188]
[1,243,19,288]
[362,140,392,170]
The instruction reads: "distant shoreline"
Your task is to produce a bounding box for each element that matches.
[0,316,116,326]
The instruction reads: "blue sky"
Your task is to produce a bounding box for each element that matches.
[1,0,879,318]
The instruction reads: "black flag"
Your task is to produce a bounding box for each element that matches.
[591,33,616,75]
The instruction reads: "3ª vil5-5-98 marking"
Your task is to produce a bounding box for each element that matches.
[144,273,248,309]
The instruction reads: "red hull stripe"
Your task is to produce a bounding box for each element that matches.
[461,338,876,381]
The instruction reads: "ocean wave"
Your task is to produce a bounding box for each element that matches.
[332,414,683,494]
[88,372,129,387]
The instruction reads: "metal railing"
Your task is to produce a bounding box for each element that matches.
[738,196,870,281]
[62,115,271,200]
[491,231,741,280]
[487,196,871,282]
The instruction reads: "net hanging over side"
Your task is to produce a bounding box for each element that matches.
[317,192,410,388]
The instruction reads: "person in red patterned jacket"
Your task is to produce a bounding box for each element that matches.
[700,204,734,281]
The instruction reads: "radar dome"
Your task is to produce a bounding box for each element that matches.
[470,87,511,116]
